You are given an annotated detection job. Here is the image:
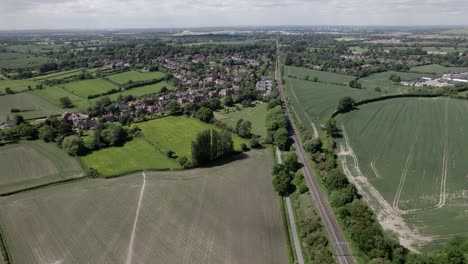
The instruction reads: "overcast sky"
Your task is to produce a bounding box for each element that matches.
[0,0,467,30]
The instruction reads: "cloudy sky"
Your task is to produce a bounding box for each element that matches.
[0,0,467,30]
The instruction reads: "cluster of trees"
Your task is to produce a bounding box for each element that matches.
[272,152,300,196]
[265,105,289,150]
[389,73,402,83]
[349,79,362,89]
[234,119,252,138]
[191,129,234,166]
[0,116,38,142]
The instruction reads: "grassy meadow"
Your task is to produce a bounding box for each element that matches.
[0,149,286,264]
[0,93,62,123]
[138,116,249,159]
[285,66,355,86]
[335,98,468,251]
[98,81,174,101]
[0,79,38,93]
[0,141,83,194]
[106,70,166,85]
[62,79,118,98]
[214,103,268,138]
[0,52,48,69]
[359,71,427,94]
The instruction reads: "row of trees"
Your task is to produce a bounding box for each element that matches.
[191,129,234,166]
[265,105,289,150]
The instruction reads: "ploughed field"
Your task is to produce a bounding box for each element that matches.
[336,98,468,251]
[0,141,83,194]
[0,92,62,123]
[0,149,287,264]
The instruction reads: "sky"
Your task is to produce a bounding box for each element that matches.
[0,0,467,30]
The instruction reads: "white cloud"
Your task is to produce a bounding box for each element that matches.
[0,0,467,29]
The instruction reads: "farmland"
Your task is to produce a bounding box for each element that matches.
[410,64,468,74]
[0,52,48,69]
[0,149,287,264]
[138,116,249,159]
[0,79,38,93]
[0,93,62,122]
[81,137,181,176]
[359,71,427,94]
[214,103,268,138]
[285,66,355,86]
[0,141,83,194]
[283,73,378,130]
[335,98,468,251]
[106,70,166,85]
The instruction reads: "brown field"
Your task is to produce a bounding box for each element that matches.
[0,149,287,264]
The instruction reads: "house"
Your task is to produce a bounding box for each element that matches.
[256,76,273,95]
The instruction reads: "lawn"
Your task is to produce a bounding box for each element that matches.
[80,137,181,176]
[359,71,427,94]
[0,79,38,93]
[0,149,286,264]
[106,70,166,85]
[0,93,63,123]
[214,103,268,138]
[62,78,118,98]
[0,141,83,194]
[335,98,468,251]
[138,116,249,160]
[285,66,355,86]
[410,64,468,74]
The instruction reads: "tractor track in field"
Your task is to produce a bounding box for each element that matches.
[436,99,449,209]
[125,172,147,264]
[393,120,422,213]
[339,125,430,251]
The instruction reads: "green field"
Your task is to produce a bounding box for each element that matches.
[0,141,83,194]
[0,52,48,69]
[33,68,89,81]
[284,73,378,130]
[410,64,468,74]
[348,46,369,53]
[360,71,427,94]
[0,93,62,123]
[0,149,286,264]
[335,98,468,251]
[214,103,268,138]
[81,137,180,176]
[285,66,355,86]
[106,71,166,85]
[99,81,174,101]
[0,79,38,93]
[62,79,118,98]
[138,116,249,159]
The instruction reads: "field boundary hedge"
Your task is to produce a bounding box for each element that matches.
[0,176,87,197]
[87,77,166,99]
[0,223,12,264]
[331,93,442,118]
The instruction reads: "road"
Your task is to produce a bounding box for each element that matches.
[276,148,305,264]
[275,40,356,264]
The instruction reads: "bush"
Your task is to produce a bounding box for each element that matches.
[177,156,192,169]
[240,143,249,151]
[10,108,21,113]
[249,136,262,148]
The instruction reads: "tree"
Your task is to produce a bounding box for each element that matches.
[325,170,349,190]
[272,170,293,196]
[59,97,73,108]
[349,79,362,89]
[38,62,58,73]
[337,96,355,113]
[195,107,214,123]
[274,127,289,150]
[5,87,14,94]
[38,125,56,142]
[304,138,322,154]
[249,136,262,149]
[18,123,38,140]
[324,118,340,137]
[223,95,234,107]
[165,100,180,114]
[62,135,84,156]
[235,119,252,138]
[284,152,300,173]
[100,124,128,146]
[14,114,24,125]
[160,86,168,93]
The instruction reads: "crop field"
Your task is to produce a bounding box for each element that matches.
[0,93,62,123]
[33,68,89,81]
[359,71,427,94]
[214,103,268,138]
[0,52,48,69]
[81,137,180,176]
[0,79,38,93]
[410,64,468,74]
[285,66,355,86]
[106,70,166,85]
[0,149,286,264]
[335,98,468,251]
[62,79,118,98]
[283,74,378,132]
[138,116,249,160]
[0,141,83,194]
[98,81,174,101]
